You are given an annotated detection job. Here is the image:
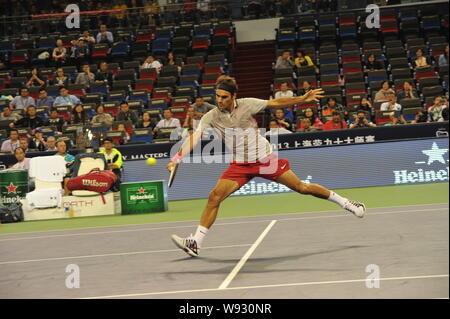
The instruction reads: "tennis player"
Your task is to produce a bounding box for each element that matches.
[169,76,366,257]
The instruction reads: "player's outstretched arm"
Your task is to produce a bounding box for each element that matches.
[267,88,324,108]
[166,130,203,172]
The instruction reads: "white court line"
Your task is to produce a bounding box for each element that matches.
[0,244,251,265]
[81,274,449,299]
[0,207,446,242]
[218,220,277,290]
[0,202,447,238]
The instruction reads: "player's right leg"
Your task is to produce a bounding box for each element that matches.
[171,178,241,257]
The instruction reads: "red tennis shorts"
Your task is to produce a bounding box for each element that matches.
[220,153,291,188]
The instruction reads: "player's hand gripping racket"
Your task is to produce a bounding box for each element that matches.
[167,161,179,188]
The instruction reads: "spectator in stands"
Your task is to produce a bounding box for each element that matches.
[98,138,122,192]
[323,111,347,131]
[141,55,163,73]
[321,97,345,118]
[411,109,428,124]
[275,50,295,70]
[137,111,154,129]
[79,30,96,45]
[294,50,315,68]
[113,0,128,27]
[296,118,318,133]
[75,64,95,88]
[46,107,65,132]
[428,96,448,122]
[396,81,418,100]
[265,119,293,136]
[9,87,35,110]
[52,39,67,67]
[28,128,47,151]
[56,139,75,195]
[349,110,376,128]
[25,68,46,88]
[70,104,88,125]
[274,82,294,99]
[167,51,182,72]
[196,0,211,22]
[117,102,138,124]
[356,97,374,122]
[10,106,45,129]
[298,80,314,96]
[52,68,70,87]
[380,92,402,112]
[247,0,263,18]
[46,136,57,152]
[0,129,20,153]
[116,123,130,145]
[0,106,22,121]
[12,147,30,170]
[365,54,383,71]
[19,137,29,153]
[70,39,90,67]
[191,96,215,119]
[182,107,199,131]
[384,112,405,126]
[154,109,181,135]
[374,81,395,103]
[96,24,114,45]
[413,48,431,70]
[54,87,81,106]
[301,107,323,130]
[36,88,54,108]
[438,44,449,67]
[95,62,114,86]
[91,104,113,126]
[272,108,292,131]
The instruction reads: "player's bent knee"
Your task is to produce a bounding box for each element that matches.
[208,189,226,205]
[296,182,310,194]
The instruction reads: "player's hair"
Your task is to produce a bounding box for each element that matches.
[215,75,238,94]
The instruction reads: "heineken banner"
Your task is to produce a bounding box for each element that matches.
[120,180,168,214]
[0,169,29,205]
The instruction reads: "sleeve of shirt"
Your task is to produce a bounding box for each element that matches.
[112,151,123,168]
[240,98,269,115]
[1,141,9,152]
[195,112,213,133]
[155,119,163,129]
[380,103,387,111]
[28,98,35,106]
[73,95,81,105]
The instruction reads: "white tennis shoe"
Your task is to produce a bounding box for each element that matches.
[344,200,366,218]
[171,234,199,257]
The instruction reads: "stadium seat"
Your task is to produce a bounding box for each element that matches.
[139,68,158,81]
[129,90,150,106]
[110,42,130,58]
[157,76,177,88]
[135,79,154,93]
[130,128,153,144]
[320,63,339,75]
[421,85,444,97]
[149,98,168,110]
[103,102,119,117]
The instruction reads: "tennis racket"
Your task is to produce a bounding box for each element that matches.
[168,162,179,188]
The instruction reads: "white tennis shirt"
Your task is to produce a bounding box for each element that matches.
[196,98,272,163]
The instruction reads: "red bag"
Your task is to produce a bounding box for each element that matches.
[67,169,118,193]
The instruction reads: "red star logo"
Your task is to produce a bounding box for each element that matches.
[138,187,146,194]
[6,182,17,194]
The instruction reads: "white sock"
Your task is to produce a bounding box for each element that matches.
[193,225,209,247]
[328,191,348,208]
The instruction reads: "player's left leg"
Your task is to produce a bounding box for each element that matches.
[275,170,366,217]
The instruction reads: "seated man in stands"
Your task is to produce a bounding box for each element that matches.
[153,109,181,137]
[274,81,294,99]
[191,96,215,119]
[275,50,295,70]
[46,107,66,132]
[36,88,55,108]
[265,119,293,136]
[54,86,81,106]
[99,138,123,192]
[323,111,348,131]
[0,106,22,121]
[95,62,114,86]
[9,87,35,110]
[271,108,292,131]
[117,101,138,125]
[56,139,75,195]
[321,97,345,118]
[75,64,95,88]
[0,128,20,153]
[12,147,30,170]
[9,105,45,130]
[396,81,418,101]
[349,111,377,129]
[19,137,30,153]
[96,24,114,45]
[296,117,318,133]
[428,96,448,122]
[46,136,57,152]
[380,92,407,124]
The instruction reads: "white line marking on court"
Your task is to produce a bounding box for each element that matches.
[0,207,446,242]
[218,220,277,290]
[81,274,449,299]
[0,202,447,238]
[0,244,251,265]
